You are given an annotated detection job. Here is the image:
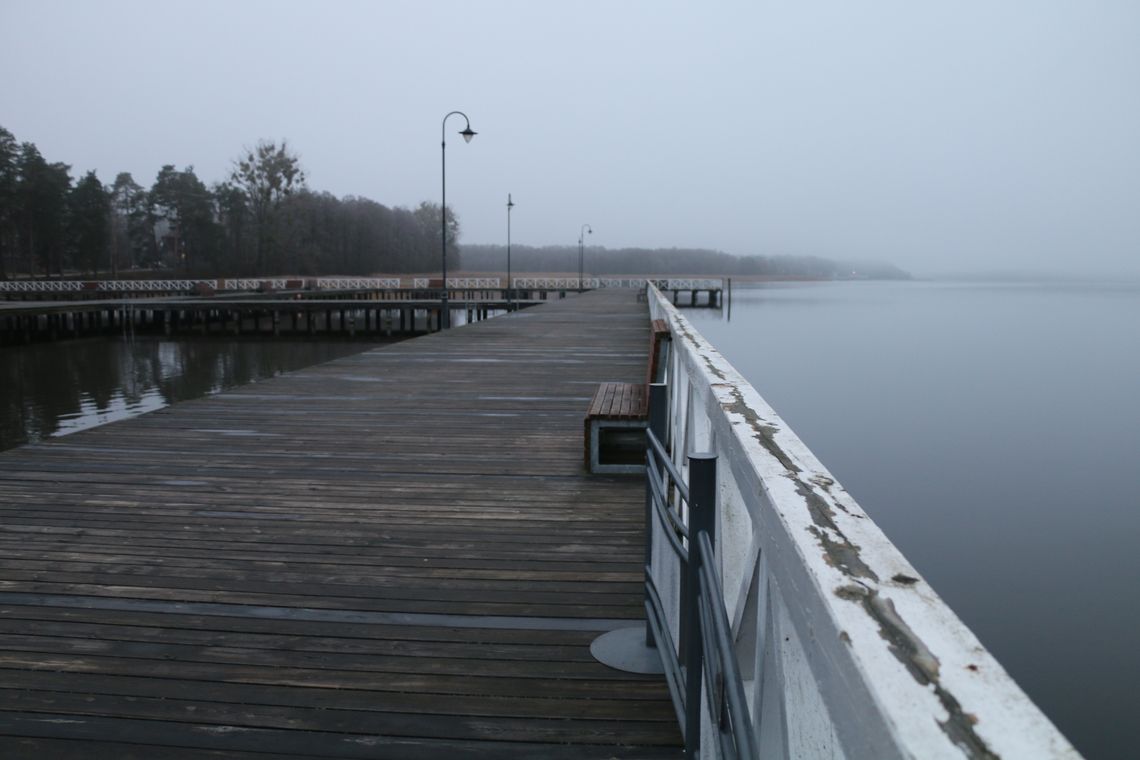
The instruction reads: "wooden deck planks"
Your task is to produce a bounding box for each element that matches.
[0,290,681,758]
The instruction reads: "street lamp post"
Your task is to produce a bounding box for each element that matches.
[578,223,592,291]
[506,194,515,311]
[441,111,476,329]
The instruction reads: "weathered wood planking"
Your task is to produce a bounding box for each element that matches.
[0,290,681,758]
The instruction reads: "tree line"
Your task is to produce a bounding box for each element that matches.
[0,125,458,279]
[461,244,911,280]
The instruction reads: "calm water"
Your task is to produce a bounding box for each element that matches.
[686,280,1139,759]
[0,338,380,451]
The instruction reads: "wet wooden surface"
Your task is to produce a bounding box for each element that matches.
[0,290,681,758]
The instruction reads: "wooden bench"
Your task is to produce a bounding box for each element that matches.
[584,319,671,474]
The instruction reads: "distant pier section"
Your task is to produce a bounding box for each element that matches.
[0,276,724,344]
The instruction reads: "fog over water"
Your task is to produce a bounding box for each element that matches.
[687,280,1140,759]
[2,1,1137,277]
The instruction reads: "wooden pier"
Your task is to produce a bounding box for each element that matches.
[0,296,544,344]
[0,290,681,758]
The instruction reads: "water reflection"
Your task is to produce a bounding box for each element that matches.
[0,338,379,451]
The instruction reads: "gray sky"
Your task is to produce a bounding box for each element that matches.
[2,0,1138,277]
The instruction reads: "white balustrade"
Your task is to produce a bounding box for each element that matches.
[95,280,217,291]
[647,283,1075,759]
[512,277,579,289]
[218,278,289,291]
[313,277,402,290]
[0,276,722,295]
[408,277,501,289]
[509,277,723,290]
[0,280,84,292]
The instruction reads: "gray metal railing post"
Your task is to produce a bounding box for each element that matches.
[645,382,669,648]
[684,452,717,760]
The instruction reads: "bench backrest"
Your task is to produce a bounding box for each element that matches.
[647,319,671,391]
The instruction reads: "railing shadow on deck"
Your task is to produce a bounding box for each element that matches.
[612,283,1079,759]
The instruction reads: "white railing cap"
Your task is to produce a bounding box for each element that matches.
[648,283,1078,759]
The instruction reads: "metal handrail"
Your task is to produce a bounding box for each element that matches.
[647,427,690,507]
[647,476,689,561]
[644,577,686,729]
[696,530,759,760]
[642,382,756,759]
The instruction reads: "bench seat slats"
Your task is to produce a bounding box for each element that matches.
[586,382,647,421]
[584,313,670,473]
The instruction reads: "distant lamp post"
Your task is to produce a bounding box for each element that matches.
[441,110,476,329]
[578,223,593,291]
[506,194,515,311]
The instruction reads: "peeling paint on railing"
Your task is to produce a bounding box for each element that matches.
[647,283,1079,760]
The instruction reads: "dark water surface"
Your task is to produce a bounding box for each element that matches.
[686,280,1139,759]
[0,338,381,451]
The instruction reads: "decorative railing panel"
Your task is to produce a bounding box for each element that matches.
[96,280,218,291]
[411,277,501,289]
[218,278,289,291]
[647,283,1077,759]
[512,277,580,289]
[651,278,724,290]
[0,280,85,292]
[510,277,722,290]
[313,277,402,290]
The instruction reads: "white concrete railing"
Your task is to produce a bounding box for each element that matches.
[512,277,645,289]
[0,278,407,293]
[512,277,580,289]
[0,280,85,292]
[410,277,502,289]
[647,283,1077,759]
[218,279,289,291]
[0,277,720,294]
[511,277,723,290]
[650,278,723,290]
[0,279,216,292]
[594,278,638,288]
[312,277,402,290]
[97,280,218,291]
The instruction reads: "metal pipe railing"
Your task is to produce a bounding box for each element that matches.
[642,382,757,759]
